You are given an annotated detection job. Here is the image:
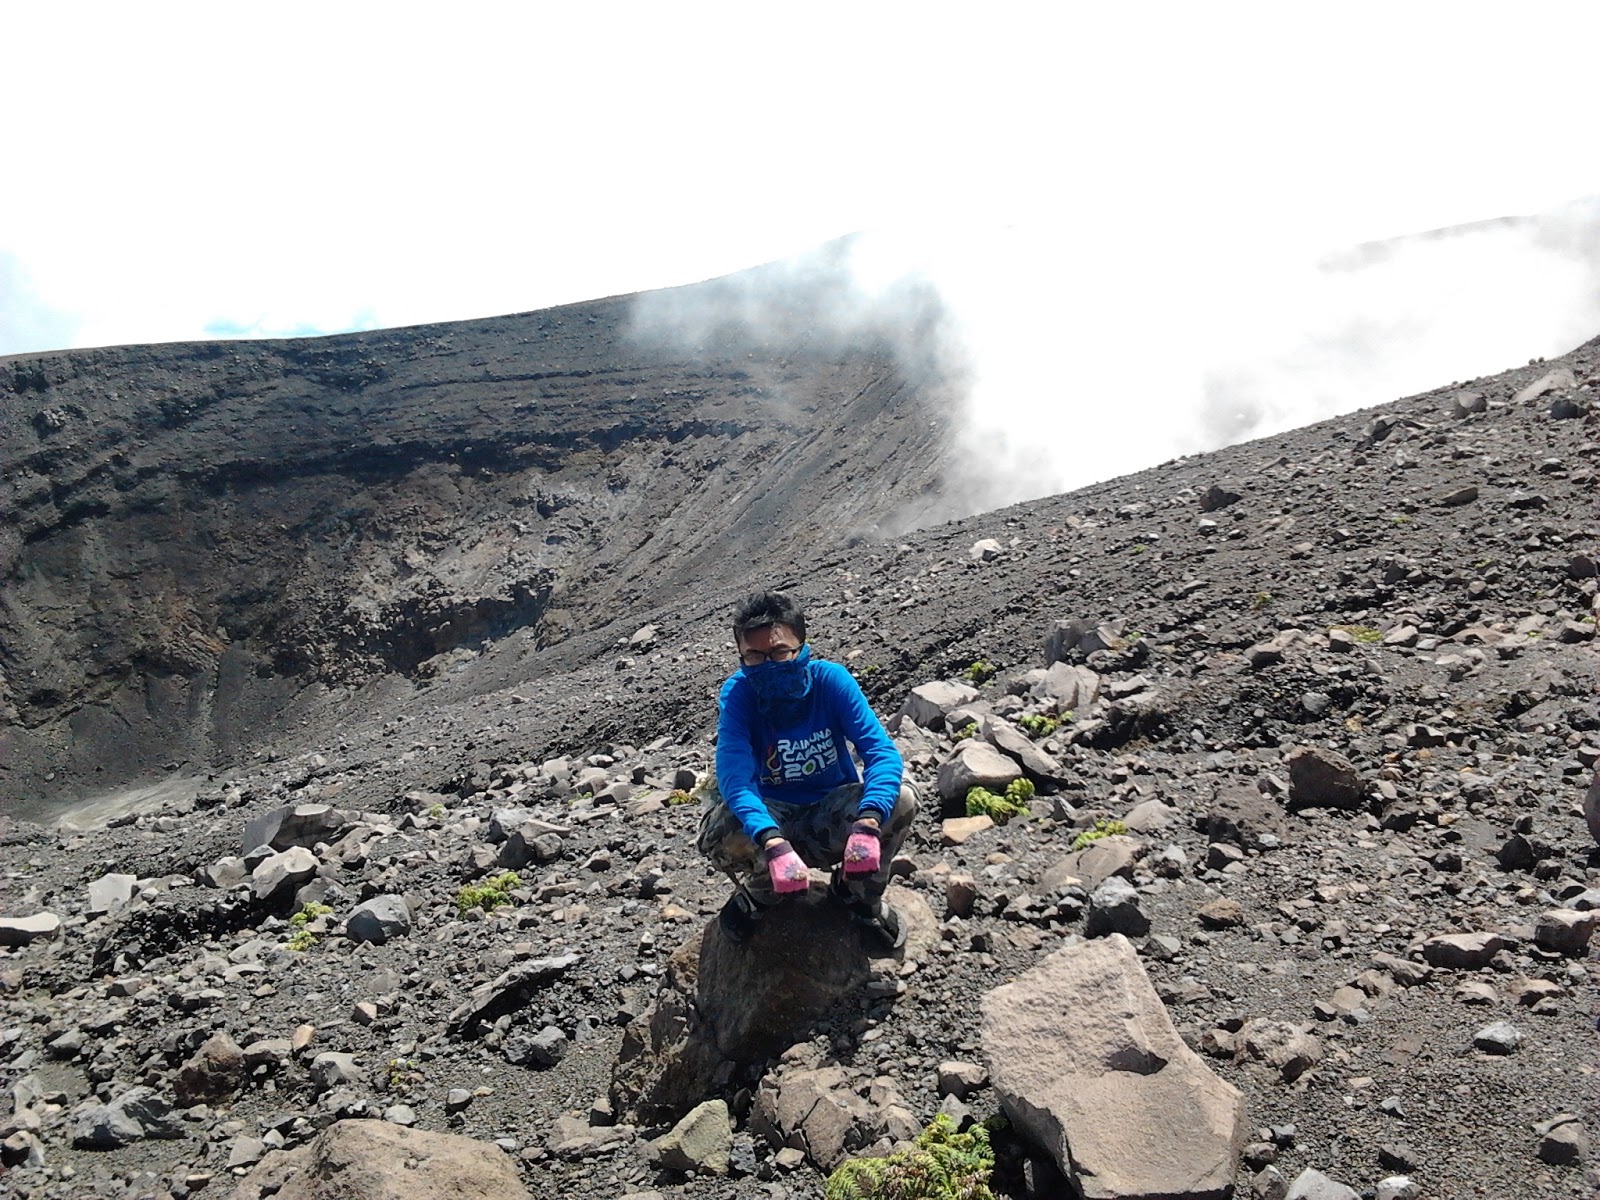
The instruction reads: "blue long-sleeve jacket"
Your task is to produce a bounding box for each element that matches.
[715,658,904,843]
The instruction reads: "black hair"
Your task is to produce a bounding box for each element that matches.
[732,590,807,644]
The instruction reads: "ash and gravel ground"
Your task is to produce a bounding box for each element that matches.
[1,315,1597,1200]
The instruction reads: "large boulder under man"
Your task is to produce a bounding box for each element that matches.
[696,590,917,946]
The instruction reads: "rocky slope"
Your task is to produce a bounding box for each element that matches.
[1,247,957,813]
[0,295,1597,1200]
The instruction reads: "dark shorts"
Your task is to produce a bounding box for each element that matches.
[697,781,919,904]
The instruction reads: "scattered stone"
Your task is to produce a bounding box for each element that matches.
[937,1061,988,1100]
[1472,1021,1522,1054]
[173,1031,245,1106]
[1236,1020,1323,1082]
[87,872,137,915]
[898,680,980,731]
[652,1098,732,1175]
[0,913,61,947]
[346,894,413,945]
[1197,897,1245,929]
[1375,1178,1420,1200]
[243,802,348,856]
[1532,908,1599,956]
[1535,1113,1588,1165]
[1284,1167,1359,1200]
[942,815,994,845]
[1084,876,1150,938]
[1422,931,1513,969]
[937,742,1023,811]
[1513,368,1576,404]
[252,846,319,902]
[1285,747,1366,811]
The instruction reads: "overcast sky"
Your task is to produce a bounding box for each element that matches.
[4,3,1598,502]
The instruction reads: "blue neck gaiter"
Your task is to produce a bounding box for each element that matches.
[743,644,814,714]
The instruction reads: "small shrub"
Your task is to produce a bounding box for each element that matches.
[1017,713,1059,738]
[825,1113,995,1200]
[426,802,446,819]
[1250,591,1274,611]
[1071,817,1128,851]
[456,871,522,914]
[952,721,979,741]
[965,778,1035,825]
[1130,543,1149,555]
[665,789,695,806]
[964,660,997,685]
[1329,624,1383,644]
[285,901,333,950]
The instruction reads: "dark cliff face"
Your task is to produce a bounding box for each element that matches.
[0,260,962,804]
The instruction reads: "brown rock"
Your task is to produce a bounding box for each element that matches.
[1533,909,1600,957]
[980,934,1246,1199]
[941,816,994,846]
[1197,898,1245,929]
[1286,747,1366,811]
[1422,931,1513,970]
[226,1119,531,1199]
[936,742,1023,813]
[1041,835,1142,892]
[175,1032,246,1107]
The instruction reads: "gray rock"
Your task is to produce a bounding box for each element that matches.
[1206,785,1285,851]
[310,1051,363,1092]
[0,912,61,947]
[937,1061,988,1099]
[1532,908,1599,956]
[1236,1020,1323,1082]
[347,895,413,945]
[1535,1114,1587,1164]
[982,716,1068,782]
[1285,1168,1359,1200]
[1285,747,1366,811]
[229,1119,532,1198]
[200,855,249,888]
[1032,661,1101,711]
[252,846,319,902]
[242,802,348,856]
[1472,1021,1522,1054]
[1042,835,1142,892]
[87,872,137,915]
[1084,876,1150,938]
[969,537,1005,561]
[653,1098,732,1175]
[174,1031,245,1106]
[514,1025,568,1068]
[72,1086,181,1149]
[898,680,981,731]
[980,934,1246,1199]
[1375,1177,1421,1200]
[1512,367,1576,403]
[447,954,581,1034]
[936,741,1023,811]
[1422,931,1513,970]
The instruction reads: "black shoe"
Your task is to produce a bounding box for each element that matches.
[856,899,906,951]
[718,889,764,944]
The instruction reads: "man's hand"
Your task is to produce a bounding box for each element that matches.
[763,839,809,893]
[843,818,882,877]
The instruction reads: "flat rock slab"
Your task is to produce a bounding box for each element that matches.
[981,933,1246,1199]
[226,1118,531,1199]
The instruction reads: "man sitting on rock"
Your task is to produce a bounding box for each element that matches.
[697,590,917,947]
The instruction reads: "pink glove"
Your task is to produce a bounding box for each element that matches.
[843,820,882,876]
[765,839,810,893]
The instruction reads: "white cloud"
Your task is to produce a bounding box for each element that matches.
[2,3,1598,511]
